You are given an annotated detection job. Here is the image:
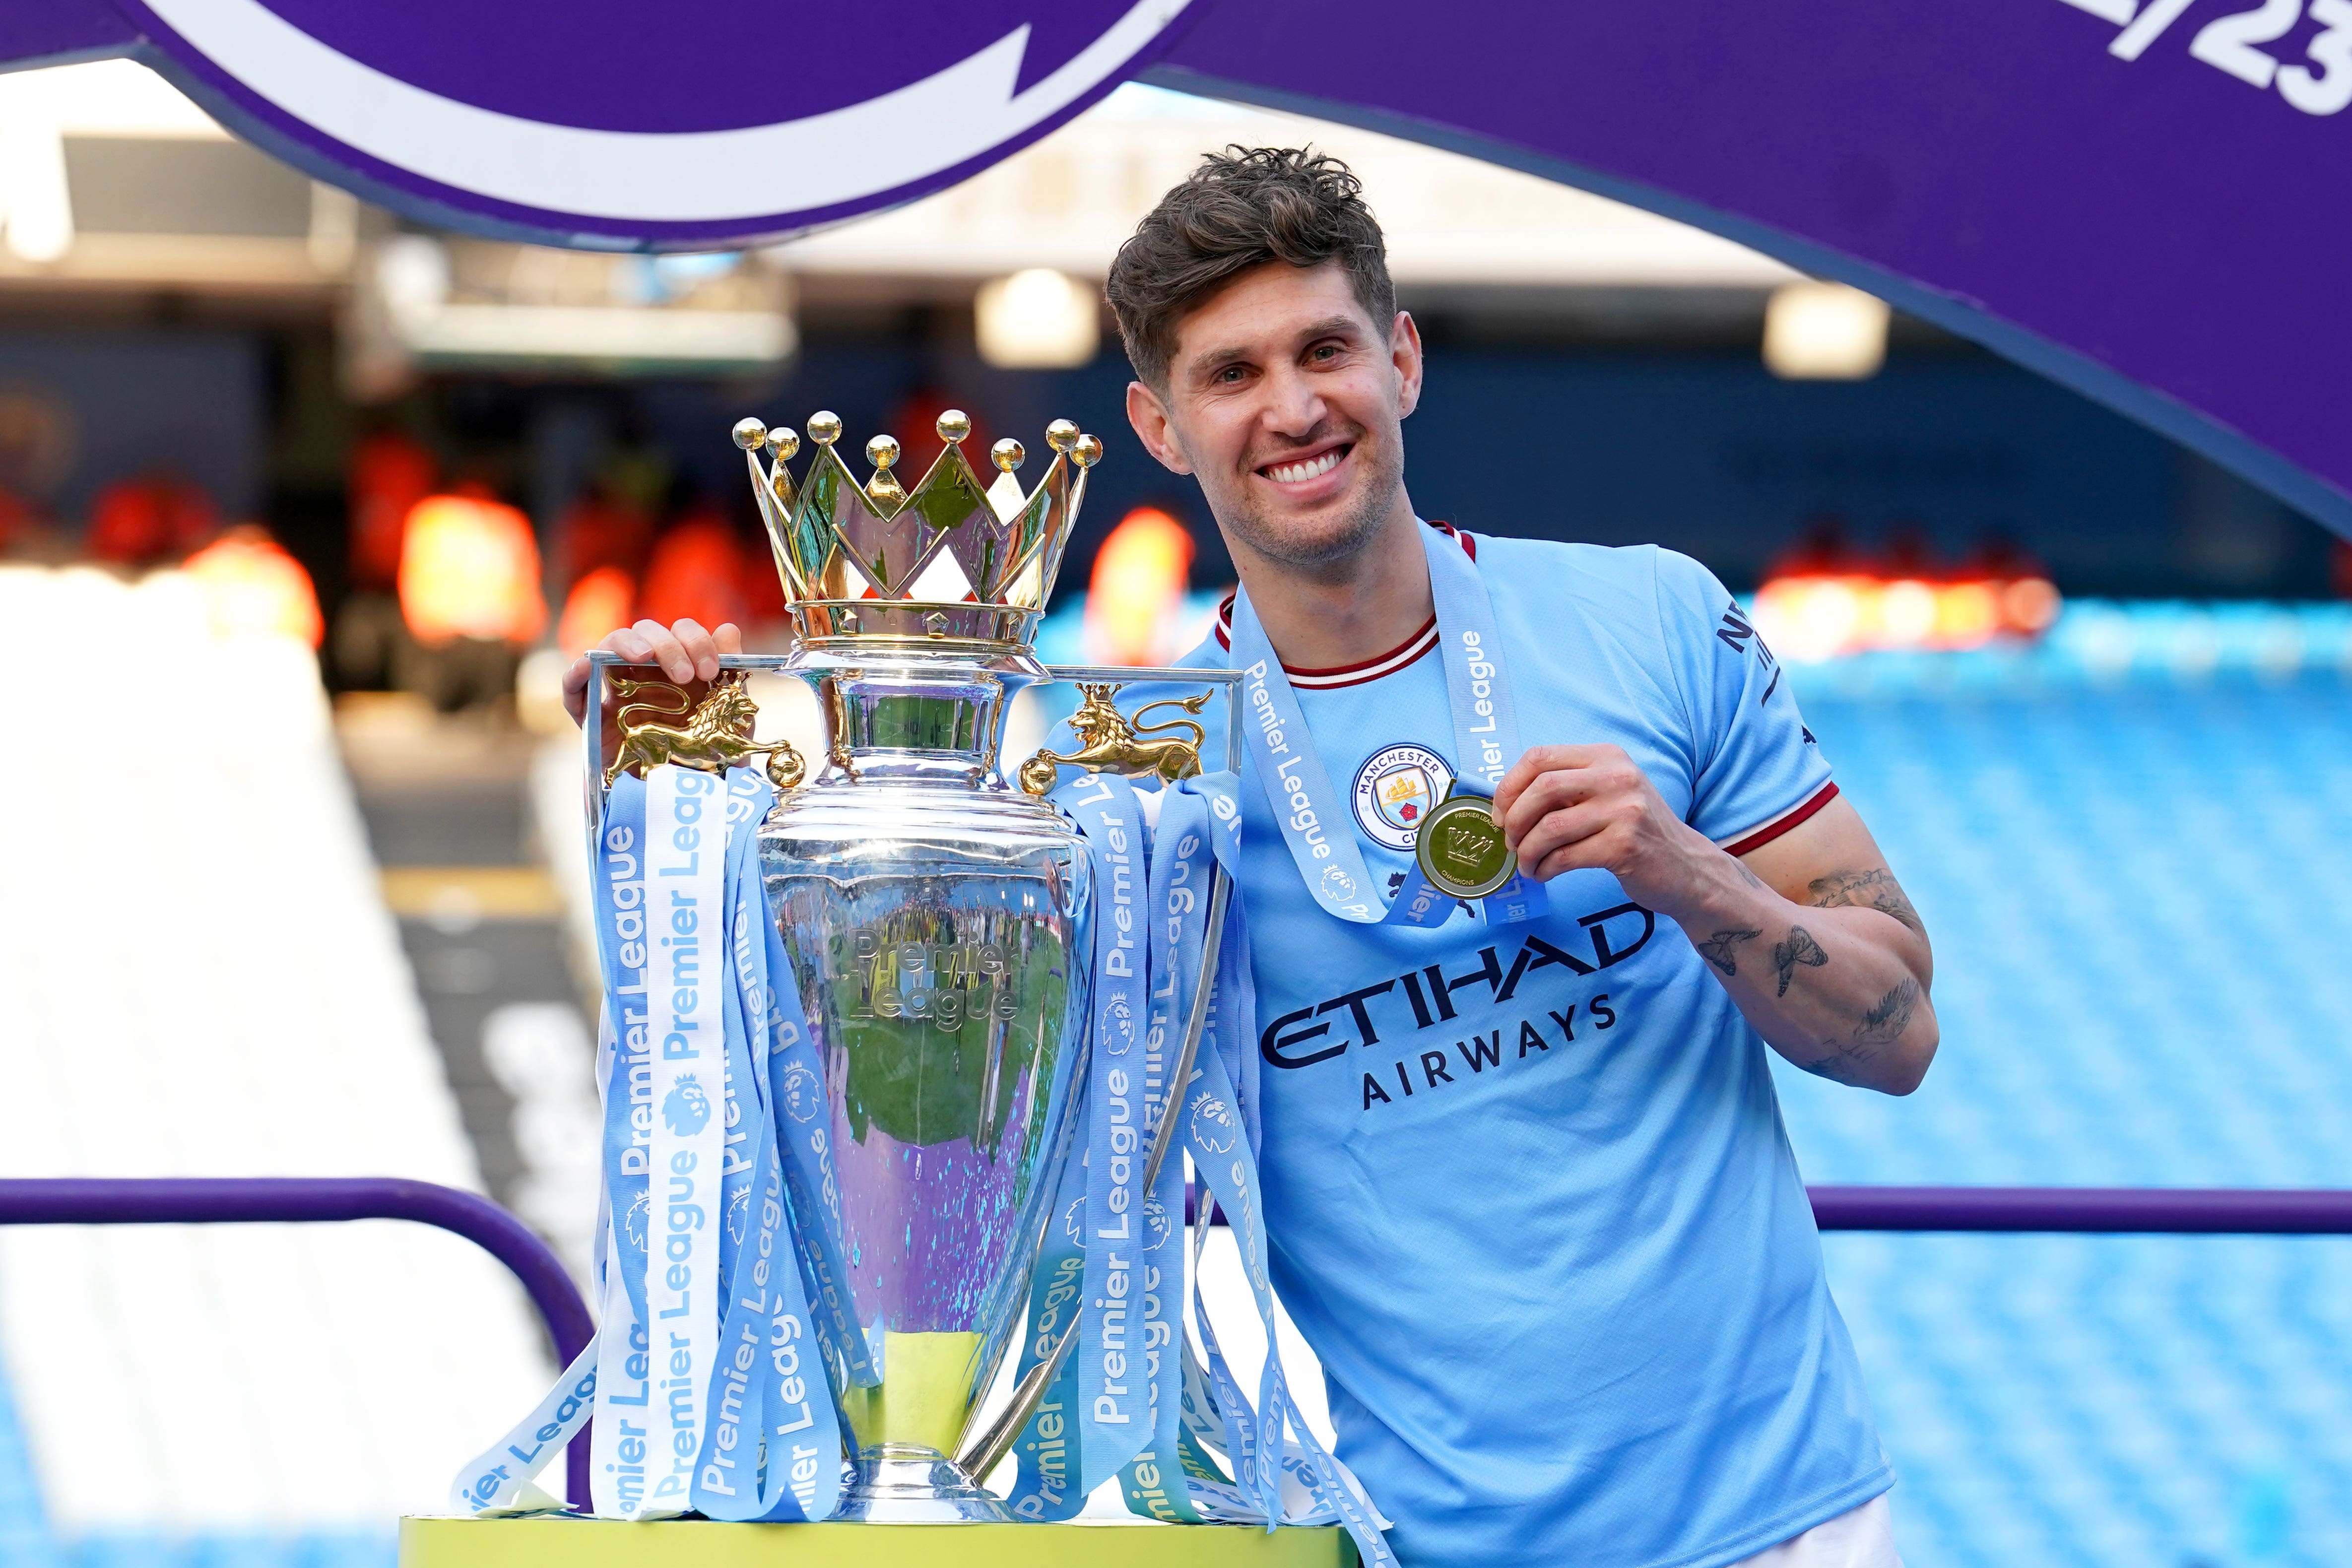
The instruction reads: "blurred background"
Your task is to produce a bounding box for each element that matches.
[1,56,2350,1568]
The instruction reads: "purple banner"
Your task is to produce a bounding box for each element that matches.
[3,0,2345,534]
[1148,0,2352,537]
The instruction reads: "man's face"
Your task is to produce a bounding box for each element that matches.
[1127,261,1422,573]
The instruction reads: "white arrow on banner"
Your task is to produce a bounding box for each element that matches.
[142,0,1191,222]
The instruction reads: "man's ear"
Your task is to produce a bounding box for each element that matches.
[1391,311,1425,421]
[1125,379,1193,475]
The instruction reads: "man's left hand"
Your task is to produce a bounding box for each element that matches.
[1492,744,1711,915]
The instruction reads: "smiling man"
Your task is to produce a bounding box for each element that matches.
[1106,146,1936,1568]
[561,143,1936,1568]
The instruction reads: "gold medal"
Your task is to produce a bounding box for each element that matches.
[1414,793,1520,899]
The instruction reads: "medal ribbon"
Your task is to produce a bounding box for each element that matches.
[1228,523,1546,927]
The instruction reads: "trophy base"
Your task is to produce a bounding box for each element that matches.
[835,1443,1014,1524]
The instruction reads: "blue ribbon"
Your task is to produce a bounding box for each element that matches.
[758,910,875,1398]
[1003,1148,1091,1518]
[992,764,1398,1567]
[1115,781,1222,1523]
[564,766,854,1520]
[1060,771,1158,1492]
[1183,783,1398,1562]
[690,768,844,1521]
[590,773,654,1330]
[1228,523,1546,928]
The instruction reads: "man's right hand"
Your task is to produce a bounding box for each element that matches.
[562,617,744,727]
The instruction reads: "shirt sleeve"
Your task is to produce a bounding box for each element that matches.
[1651,548,1834,848]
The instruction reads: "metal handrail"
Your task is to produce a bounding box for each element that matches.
[1189,1181,2352,1236]
[0,1176,593,1508]
[10,1177,2351,1525]
[1808,1184,2352,1233]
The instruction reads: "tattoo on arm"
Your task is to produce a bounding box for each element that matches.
[1799,1047,1852,1081]
[1800,980,1921,1082]
[1771,926,1828,996]
[1696,927,1761,977]
[1799,1038,1878,1083]
[1854,978,1919,1045]
[1805,867,1924,935]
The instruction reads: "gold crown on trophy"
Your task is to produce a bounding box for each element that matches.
[732,408,1099,648]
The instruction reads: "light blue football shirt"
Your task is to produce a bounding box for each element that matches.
[1120,528,1887,1568]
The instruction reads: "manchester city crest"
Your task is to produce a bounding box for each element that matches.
[1352,743,1454,852]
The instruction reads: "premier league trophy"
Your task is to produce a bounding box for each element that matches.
[741,408,1103,1523]
[580,409,1223,1524]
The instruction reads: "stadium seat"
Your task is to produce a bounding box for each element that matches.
[1779,622,2352,1568]
[0,567,551,1567]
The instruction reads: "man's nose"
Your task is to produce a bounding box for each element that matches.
[1257,363,1329,438]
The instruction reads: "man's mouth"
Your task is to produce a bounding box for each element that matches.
[1258,444,1350,485]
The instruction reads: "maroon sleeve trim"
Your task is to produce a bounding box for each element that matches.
[1721,782,1839,857]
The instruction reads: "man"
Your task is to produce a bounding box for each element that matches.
[567,146,1934,1568]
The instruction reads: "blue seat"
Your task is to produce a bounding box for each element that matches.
[1781,666,2352,1566]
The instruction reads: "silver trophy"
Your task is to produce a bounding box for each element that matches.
[588,408,1232,1523]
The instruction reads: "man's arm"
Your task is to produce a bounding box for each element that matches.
[1495,747,1937,1095]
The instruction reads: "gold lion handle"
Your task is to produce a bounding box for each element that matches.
[1018,683,1209,796]
[601,669,806,790]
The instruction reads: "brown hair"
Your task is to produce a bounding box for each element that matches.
[1106,145,1394,389]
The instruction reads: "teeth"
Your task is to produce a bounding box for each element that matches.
[1265,449,1342,484]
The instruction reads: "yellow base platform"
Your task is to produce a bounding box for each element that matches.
[399,1516,1356,1566]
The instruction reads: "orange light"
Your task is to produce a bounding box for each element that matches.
[637,516,751,634]
[1753,575,1867,661]
[1752,571,2062,659]
[1933,581,2001,645]
[1878,579,1939,646]
[2003,577,2061,633]
[1084,507,1194,665]
[182,526,324,646]
[558,566,636,658]
[398,492,546,646]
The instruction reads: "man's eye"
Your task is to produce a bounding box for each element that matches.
[1218,366,1246,383]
